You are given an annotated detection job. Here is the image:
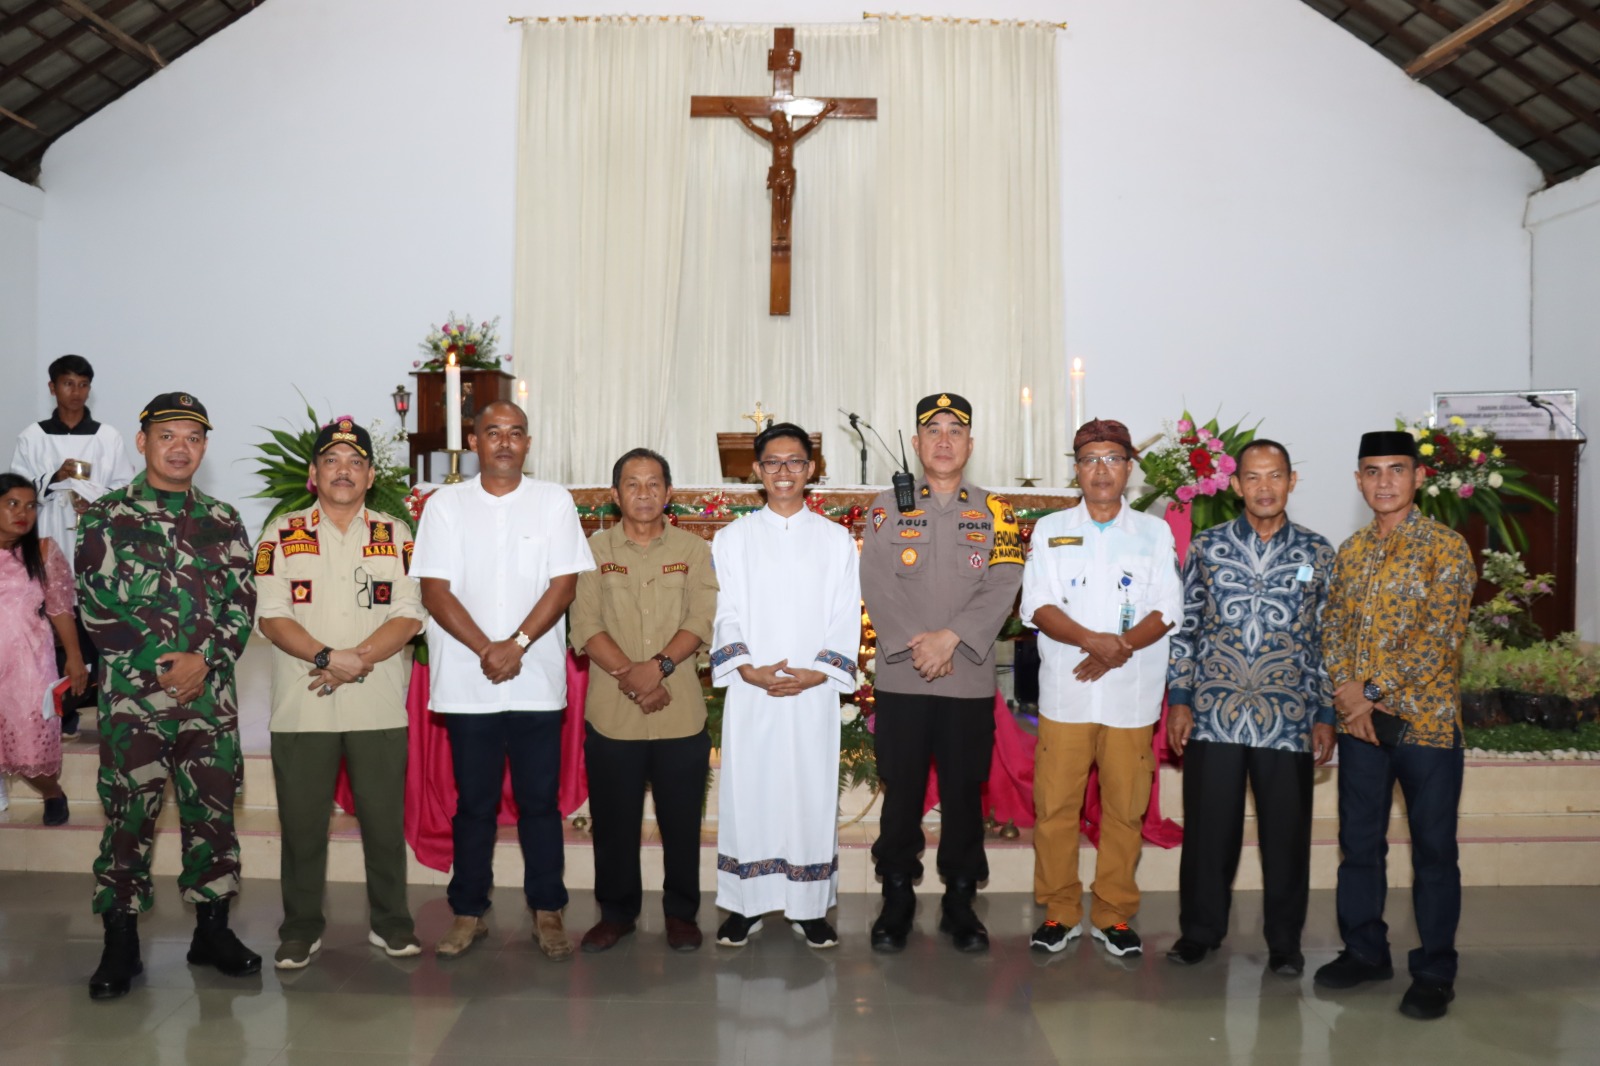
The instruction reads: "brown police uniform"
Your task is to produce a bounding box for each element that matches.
[862,476,1024,884]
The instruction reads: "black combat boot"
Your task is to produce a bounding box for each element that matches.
[89,911,143,1000]
[938,878,989,953]
[187,899,262,976]
[870,874,916,954]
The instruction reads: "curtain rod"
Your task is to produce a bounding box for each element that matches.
[508,14,702,23]
[863,12,1066,29]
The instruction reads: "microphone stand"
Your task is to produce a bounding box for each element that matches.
[849,413,868,485]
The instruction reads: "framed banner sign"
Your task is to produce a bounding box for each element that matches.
[1432,390,1581,440]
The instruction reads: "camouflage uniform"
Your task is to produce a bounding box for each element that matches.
[75,470,256,914]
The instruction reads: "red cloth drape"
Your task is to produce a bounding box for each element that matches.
[335,651,591,872]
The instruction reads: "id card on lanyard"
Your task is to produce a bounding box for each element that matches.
[1118,572,1135,634]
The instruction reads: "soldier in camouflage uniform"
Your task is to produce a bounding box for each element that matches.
[74,392,260,1000]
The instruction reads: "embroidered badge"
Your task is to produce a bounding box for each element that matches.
[1049,536,1083,547]
[253,541,275,576]
[961,510,987,520]
[369,520,393,544]
[290,579,312,604]
[363,543,397,559]
[600,562,628,575]
[872,507,887,532]
[969,551,985,569]
[310,509,320,527]
[372,580,393,605]
[279,526,320,558]
[900,547,918,566]
[958,488,969,502]
[401,541,414,574]
[901,509,925,517]
[966,532,986,543]
[899,529,922,539]
[662,562,689,575]
[288,516,307,530]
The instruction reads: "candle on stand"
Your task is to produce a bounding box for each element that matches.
[1069,357,1086,435]
[1020,386,1035,479]
[445,353,462,452]
[516,378,529,413]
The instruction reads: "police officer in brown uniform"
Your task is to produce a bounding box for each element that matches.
[862,393,1024,953]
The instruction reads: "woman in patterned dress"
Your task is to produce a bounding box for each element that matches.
[0,473,86,824]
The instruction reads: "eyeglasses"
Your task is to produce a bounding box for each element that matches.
[1075,455,1130,468]
[757,458,810,474]
[354,566,373,609]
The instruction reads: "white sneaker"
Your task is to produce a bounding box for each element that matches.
[368,929,423,957]
[0,775,10,812]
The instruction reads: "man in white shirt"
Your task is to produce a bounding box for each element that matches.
[410,402,595,961]
[10,355,134,731]
[710,423,861,950]
[1020,418,1181,958]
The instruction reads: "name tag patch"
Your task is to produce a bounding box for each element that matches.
[363,543,397,559]
[662,562,689,575]
[280,528,319,558]
[1296,564,1314,583]
[1049,536,1083,548]
[600,562,628,575]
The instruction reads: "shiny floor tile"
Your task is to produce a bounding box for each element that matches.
[0,873,1597,1064]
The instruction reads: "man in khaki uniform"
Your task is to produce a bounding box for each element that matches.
[570,448,718,953]
[256,418,427,969]
[861,393,1024,954]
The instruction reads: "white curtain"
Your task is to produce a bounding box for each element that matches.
[515,19,1063,488]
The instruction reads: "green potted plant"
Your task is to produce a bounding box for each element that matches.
[1458,637,1506,728]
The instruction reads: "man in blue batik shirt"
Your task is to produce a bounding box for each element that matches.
[1165,439,1336,977]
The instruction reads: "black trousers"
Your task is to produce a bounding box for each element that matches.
[1178,740,1313,955]
[584,724,710,924]
[871,691,995,884]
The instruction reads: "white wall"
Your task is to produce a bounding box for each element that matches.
[1527,170,1600,640]
[1,175,44,440]
[32,0,1541,549]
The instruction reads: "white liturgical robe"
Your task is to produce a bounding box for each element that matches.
[11,413,134,556]
[710,506,861,920]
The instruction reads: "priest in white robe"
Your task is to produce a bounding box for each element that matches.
[710,423,861,950]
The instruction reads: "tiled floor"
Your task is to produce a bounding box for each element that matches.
[1,872,1598,1064]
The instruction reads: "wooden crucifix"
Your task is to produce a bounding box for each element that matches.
[691,27,877,315]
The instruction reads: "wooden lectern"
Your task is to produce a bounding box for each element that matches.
[717,432,825,482]
[1459,438,1581,639]
[408,370,515,482]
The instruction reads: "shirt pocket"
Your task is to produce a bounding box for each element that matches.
[1113,553,1154,602]
[517,535,548,581]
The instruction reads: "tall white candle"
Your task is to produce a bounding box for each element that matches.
[445,353,462,452]
[1069,357,1086,435]
[1020,386,1034,478]
[516,378,529,413]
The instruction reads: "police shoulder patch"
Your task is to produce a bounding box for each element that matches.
[402,541,414,574]
[985,493,1024,567]
[254,541,275,576]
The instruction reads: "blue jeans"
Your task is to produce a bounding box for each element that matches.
[443,711,568,916]
[1334,734,1464,984]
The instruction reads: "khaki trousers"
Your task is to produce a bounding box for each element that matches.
[1033,719,1154,928]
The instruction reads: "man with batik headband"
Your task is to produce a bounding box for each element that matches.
[710,423,860,950]
[256,418,427,969]
[75,392,259,1000]
[862,393,1024,954]
[1021,417,1181,958]
[1315,430,1476,1021]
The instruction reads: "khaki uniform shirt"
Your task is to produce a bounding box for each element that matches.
[861,480,1025,699]
[255,505,426,732]
[570,523,718,740]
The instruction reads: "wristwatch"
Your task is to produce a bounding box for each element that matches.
[314,647,333,670]
[653,653,676,678]
[513,630,532,651]
[1363,680,1383,704]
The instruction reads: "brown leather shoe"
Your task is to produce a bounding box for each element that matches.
[580,919,635,954]
[434,915,488,959]
[665,916,703,953]
[534,910,574,961]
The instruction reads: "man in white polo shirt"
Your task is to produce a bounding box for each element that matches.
[1021,418,1181,958]
[410,401,594,961]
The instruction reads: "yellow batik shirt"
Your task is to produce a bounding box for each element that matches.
[1323,507,1477,749]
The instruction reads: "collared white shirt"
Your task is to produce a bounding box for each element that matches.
[410,476,594,713]
[1020,501,1182,727]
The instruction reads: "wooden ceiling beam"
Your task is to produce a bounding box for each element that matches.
[1340,0,1588,171]
[1410,1,1600,144]
[1404,0,1553,79]
[0,105,42,131]
[53,0,166,69]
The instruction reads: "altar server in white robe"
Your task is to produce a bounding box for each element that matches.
[710,422,861,950]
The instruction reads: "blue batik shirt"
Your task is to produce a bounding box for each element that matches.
[1167,513,1337,753]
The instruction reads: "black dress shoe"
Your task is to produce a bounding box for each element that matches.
[871,875,915,954]
[1399,979,1455,1020]
[1268,950,1305,976]
[187,900,262,976]
[1164,938,1213,965]
[937,880,988,954]
[1313,950,1394,989]
[580,919,636,953]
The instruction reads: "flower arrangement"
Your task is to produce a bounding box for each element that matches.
[414,313,507,372]
[1397,416,1552,550]
[1469,549,1553,649]
[248,397,412,528]
[1130,410,1258,532]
